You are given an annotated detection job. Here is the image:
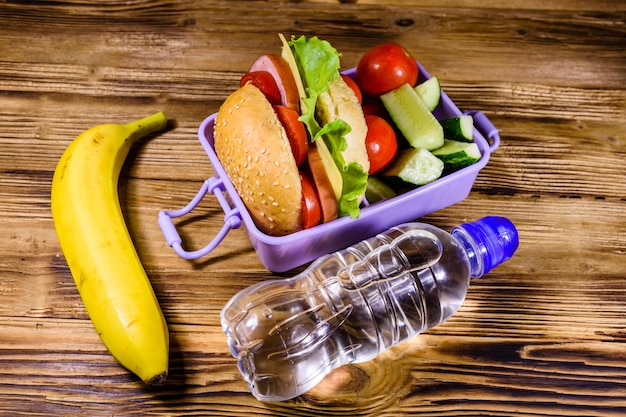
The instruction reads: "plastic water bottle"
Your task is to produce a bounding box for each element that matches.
[221,216,519,402]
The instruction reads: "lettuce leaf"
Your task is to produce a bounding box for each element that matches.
[321,120,369,218]
[288,35,341,141]
[288,35,368,218]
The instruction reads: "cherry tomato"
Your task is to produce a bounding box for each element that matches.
[362,100,389,119]
[300,172,321,229]
[240,71,282,105]
[364,114,398,174]
[341,74,362,105]
[355,43,418,97]
[273,105,309,167]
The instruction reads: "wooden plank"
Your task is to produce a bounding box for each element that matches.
[1,0,625,415]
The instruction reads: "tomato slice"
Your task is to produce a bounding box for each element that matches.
[364,114,398,174]
[273,105,308,167]
[240,71,282,105]
[341,74,362,105]
[300,172,321,229]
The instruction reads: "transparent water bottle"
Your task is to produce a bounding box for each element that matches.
[221,216,519,402]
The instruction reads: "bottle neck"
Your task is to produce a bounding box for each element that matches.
[450,216,519,279]
[451,227,485,279]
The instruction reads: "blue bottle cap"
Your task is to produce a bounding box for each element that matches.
[456,216,519,275]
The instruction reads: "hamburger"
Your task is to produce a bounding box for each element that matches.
[214,35,369,236]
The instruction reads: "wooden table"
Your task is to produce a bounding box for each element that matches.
[2,1,625,415]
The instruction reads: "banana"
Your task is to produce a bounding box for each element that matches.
[51,112,169,385]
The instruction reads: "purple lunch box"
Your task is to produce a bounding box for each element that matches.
[158,63,500,272]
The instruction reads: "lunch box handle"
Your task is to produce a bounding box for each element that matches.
[158,176,242,260]
[464,110,500,153]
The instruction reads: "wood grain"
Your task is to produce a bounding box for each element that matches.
[1,0,625,415]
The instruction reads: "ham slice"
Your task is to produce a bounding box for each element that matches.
[249,54,300,111]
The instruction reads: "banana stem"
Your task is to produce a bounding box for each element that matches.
[125,111,168,139]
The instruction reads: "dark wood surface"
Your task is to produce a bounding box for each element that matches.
[1,1,625,415]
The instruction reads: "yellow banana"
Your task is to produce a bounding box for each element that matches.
[51,112,169,385]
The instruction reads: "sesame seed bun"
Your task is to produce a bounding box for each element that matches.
[214,83,303,236]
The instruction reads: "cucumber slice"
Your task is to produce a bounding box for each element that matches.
[365,175,397,204]
[439,115,474,142]
[432,139,481,170]
[380,83,444,151]
[414,76,441,111]
[381,148,443,186]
